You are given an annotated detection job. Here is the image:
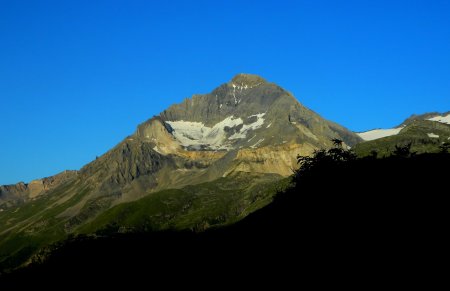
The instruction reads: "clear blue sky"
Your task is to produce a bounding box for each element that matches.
[1,0,449,184]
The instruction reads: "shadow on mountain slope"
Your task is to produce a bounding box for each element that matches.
[2,149,449,286]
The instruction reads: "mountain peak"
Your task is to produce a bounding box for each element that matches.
[230,73,267,87]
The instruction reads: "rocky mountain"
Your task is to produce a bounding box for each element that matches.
[0,74,361,271]
[1,74,361,210]
[401,111,450,126]
[357,112,450,141]
[354,112,450,157]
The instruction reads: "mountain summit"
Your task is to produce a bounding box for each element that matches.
[141,73,360,152]
[231,73,267,84]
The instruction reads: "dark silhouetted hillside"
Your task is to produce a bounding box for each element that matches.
[2,149,448,287]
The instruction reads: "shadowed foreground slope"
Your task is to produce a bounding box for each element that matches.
[2,150,448,286]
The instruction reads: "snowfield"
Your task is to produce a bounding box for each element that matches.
[229,113,266,139]
[427,133,439,138]
[357,113,450,141]
[357,127,404,141]
[166,113,266,150]
[428,114,450,124]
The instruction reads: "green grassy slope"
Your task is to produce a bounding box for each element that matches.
[0,172,288,272]
[354,120,450,157]
[79,172,289,234]
[0,179,92,270]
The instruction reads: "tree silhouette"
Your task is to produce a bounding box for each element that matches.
[393,143,415,158]
[295,145,356,181]
[439,142,450,154]
[331,138,343,148]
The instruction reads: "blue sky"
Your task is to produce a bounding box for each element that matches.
[1,0,449,184]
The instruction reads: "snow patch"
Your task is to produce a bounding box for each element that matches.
[247,135,256,143]
[229,113,266,139]
[358,127,404,141]
[357,113,450,141]
[230,82,262,105]
[231,84,241,105]
[231,82,260,91]
[266,122,272,128]
[428,114,450,124]
[166,116,243,150]
[167,113,266,150]
[250,138,265,149]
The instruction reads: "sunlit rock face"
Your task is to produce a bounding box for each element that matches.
[133,73,361,180]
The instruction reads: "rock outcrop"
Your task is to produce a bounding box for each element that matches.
[0,170,78,210]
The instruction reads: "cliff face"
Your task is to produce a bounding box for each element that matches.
[229,143,317,177]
